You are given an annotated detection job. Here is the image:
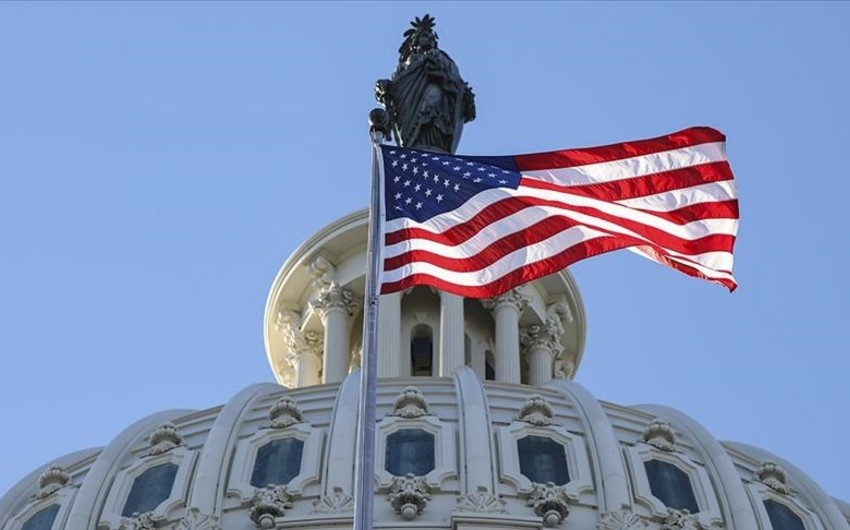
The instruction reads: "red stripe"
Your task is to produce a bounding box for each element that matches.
[385,195,736,262]
[519,161,734,202]
[632,199,739,225]
[513,127,726,171]
[380,235,736,298]
[384,213,733,274]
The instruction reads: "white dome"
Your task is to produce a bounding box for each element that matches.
[2,375,848,530]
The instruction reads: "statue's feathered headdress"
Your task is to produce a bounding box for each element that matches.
[399,14,438,63]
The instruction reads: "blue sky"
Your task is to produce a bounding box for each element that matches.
[1,2,848,503]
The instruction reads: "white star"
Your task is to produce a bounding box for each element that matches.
[415,202,423,210]
[425,189,432,197]
[442,161,450,166]
[473,177,482,183]
[466,162,474,166]
[411,158,418,163]
[391,160,398,167]
[436,194,444,202]
[432,156,441,161]
[403,179,411,187]
[400,153,407,159]
[414,184,421,191]
[453,166,461,171]
[423,170,429,178]
[405,197,412,205]
[412,166,419,175]
[402,163,408,171]
[433,175,440,183]
[453,183,460,192]
[488,173,495,178]
[389,150,397,154]
[394,205,402,211]
[393,176,401,183]
[499,179,508,184]
[477,167,485,171]
[394,192,402,199]
[502,170,510,174]
[463,171,471,178]
[444,178,450,187]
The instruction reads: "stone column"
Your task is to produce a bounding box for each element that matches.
[482,290,528,384]
[438,291,465,376]
[377,291,402,377]
[312,282,360,384]
[520,317,563,386]
[277,309,323,388]
[295,337,323,387]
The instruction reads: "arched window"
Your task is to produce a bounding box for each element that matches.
[517,435,570,485]
[644,459,699,513]
[764,500,805,530]
[21,504,59,530]
[410,324,433,376]
[385,428,435,476]
[122,462,179,516]
[250,437,305,487]
[485,350,496,381]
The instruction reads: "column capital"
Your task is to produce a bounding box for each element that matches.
[277,310,324,368]
[520,316,565,357]
[311,282,361,318]
[481,289,529,313]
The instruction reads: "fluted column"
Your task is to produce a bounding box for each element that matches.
[377,291,402,377]
[482,290,528,383]
[295,341,322,387]
[312,282,360,384]
[521,316,564,386]
[439,291,465,376]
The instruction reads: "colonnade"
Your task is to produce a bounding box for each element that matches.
[279,267,567,387]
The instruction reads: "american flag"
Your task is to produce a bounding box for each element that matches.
[379,127,738,298]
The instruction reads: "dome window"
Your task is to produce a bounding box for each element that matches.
[516,435,570,485]
[644,459,699,513]
[21,504,59,530]
[385,428,435,476]
[763,499,805,530]
[410,325,434,376]
[250,438,305,487]
[121,462,179,517]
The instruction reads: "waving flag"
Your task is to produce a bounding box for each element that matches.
[379,127,738,298]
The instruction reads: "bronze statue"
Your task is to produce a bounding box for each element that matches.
[376,15,476,154]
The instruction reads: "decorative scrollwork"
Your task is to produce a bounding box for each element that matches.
[312,487,355,514]
[515,394,555,426]
[660,508,706,530]
[453,486,507,514]
[35,465,72,499]
[388,386,432,418]
[388,473,431,521]
[267,396,304,429]
[249,485,294,529]
[117,513,157,530]
[174,508,221,530]
[597,509,648,530]
[754,460,791,494]
[526,482,570,527]
[641,419,677,452]
[146,423,184,456]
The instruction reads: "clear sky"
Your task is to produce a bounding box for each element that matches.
[1,1,848,503]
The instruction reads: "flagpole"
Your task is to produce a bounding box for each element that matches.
[353,108,389,530]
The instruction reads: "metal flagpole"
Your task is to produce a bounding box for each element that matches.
[353,108,389,530]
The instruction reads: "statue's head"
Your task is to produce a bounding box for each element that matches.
[399,14,438,63]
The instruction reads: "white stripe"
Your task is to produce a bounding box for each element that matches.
[385,200,736,271]
[615,180,737,211]
[629,247,735,280]
[385,184,738,245]
[382,224,736,288]
[382,225,614,286]
[520,142,726,187]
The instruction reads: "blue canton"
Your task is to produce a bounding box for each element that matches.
[381,146,521,223]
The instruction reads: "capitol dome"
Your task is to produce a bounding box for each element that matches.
[2,211,848,530]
